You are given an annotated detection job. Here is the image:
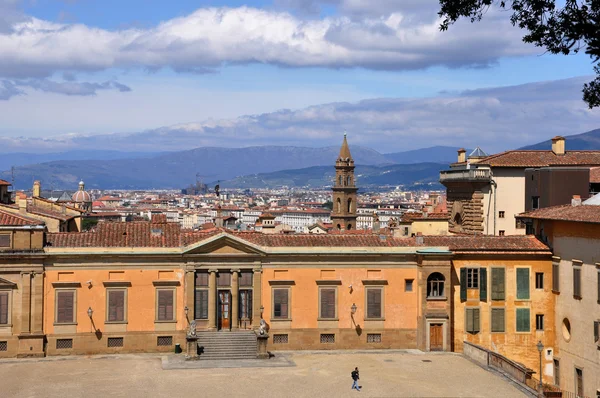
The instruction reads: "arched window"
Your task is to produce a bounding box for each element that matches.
[339,176,343,186]
[347,224,352,230]
[346,176,351,186]
[453,213,462,226]
[427,272,445,298]
[337,224,341,230]
[347,198,352,213]
[337,198,342,213]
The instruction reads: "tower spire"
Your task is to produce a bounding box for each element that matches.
[331,133,357,231]
[338,131,352,160]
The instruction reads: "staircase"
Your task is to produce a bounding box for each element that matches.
[196,330,258,360]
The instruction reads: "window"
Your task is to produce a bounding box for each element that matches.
[405,279,413,292]
[273,334,288,344]
[465,308,480,334]
[597,268,600,304]
[55,290,75,324]
[56,339,73,349]
[491,268,505,300]
[195,272,208,287]
[217,272,231,287]
[516,268,530,300]
[532,196,540,209]
[107,289,126,322]
[0,235,9,248]
[366,288,383,319]
[107,337,124,347]
[239,289,252,319]
[0,292,8,325]
[573,264,582,299]
[575,368,583,398]
[498,211,505,218]
[593,320,599,344]
[156,289,175,321]
[0,341,6,351]
[157,336,173,346]
[319,288,336,319]
[535,273,544,289]
[499,230,505,236]
[467,268,479,289]
[491,308,505,332]
[536,314,544,331]
[320,333,335,343]
[404,227,409,236]
[273,288,289,319]
[427,273,445,298]
[239,272,253,287]
[553,259,560,292]
[554,359,560,387]
[195,289,209,320]
[367,333,382,343]
[516,308,531,332]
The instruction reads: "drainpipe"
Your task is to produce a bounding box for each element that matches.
[485,174,497,235]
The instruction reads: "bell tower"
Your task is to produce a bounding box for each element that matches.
[331,133,358,231]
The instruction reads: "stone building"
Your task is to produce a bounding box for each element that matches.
[331,133,358,231]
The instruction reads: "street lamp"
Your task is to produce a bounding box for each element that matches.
[87,307,93,318]
[351,303,357,316]
[536,340,544,392]
[184,306,189,317]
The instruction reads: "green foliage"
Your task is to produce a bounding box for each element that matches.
[81,218,99,231]
[322,201,333,210]
[438,0,600,108]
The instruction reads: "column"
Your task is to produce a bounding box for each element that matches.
[184,270,195,324]
[251,268,262,328]
[231,270,240,330]
[207,269,217,330]
[31,271,44,334]
[20,272,32,334]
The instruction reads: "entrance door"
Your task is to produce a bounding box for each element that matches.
[429,324,443,351]
[218,290,230,330]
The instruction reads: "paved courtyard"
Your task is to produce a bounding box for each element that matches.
[0,351,526,397]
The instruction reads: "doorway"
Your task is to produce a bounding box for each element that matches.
[429,324,443,351]
[218,290,231,330]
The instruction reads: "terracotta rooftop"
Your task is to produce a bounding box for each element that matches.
[590,167,600,183]
[517,204,600,224]
[476,150,600,168]
[0,179,11,186]
[0,209,45,226]
[422,235,549,253]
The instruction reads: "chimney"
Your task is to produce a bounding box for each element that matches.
[32,180,41,198]
[457,148,466,163]
[18,198,27,214]
[552,136,565,156]
[571,195,582,207]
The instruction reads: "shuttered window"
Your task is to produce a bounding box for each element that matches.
[516,268,530,300]
[467,268,479,288]
[273,288,289,319]
[491,308,505,332]
[0,292,8,325]
[56,290,75,324]
[573,267,582,299]
[319,288,336,319]
[195,289,209,319]
[516,308,530,332]
[366,288,383,319]
[465,308,480,334]
[479,268,487,301]
[107,290,126,322]
[491,268,505,300]
[552,261,560,292]
[157,289,174,321]
[0,235,9,248]
[460,268,467,301]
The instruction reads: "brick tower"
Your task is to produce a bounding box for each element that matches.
[331,133,358,231]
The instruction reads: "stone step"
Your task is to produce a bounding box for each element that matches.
[195,330,259,360]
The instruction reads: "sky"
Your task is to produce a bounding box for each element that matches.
[0,0,599,154]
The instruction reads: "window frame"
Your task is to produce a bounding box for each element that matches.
[466,268,479,289]
[0,290,11,326]
[426,272,445,298]
[516,308,531,333]
[54,289,77,325]
[465,307,480,334]
[490,267,506,301]
[0,233,10,248]
[536,314,544,331]
[499,230,505,236]
[573,261,582,300]
[239,289,253,320]
[516,267,531,300]
[535,272,544,290]
[405,279,414,292]
[490,307,505,333]
[318,287,337,320]
[552,257,560,293]
[105,288,127,323]
[365,287,384,320]
[498,211,505,219]
[155,288,176,322]
[194,288,209,320]
[272,287,291,320]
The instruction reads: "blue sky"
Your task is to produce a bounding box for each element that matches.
[0,0,598,153]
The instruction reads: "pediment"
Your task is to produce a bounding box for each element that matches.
[0,277,17,288]
[183,233,264,255]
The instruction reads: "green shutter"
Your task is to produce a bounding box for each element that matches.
[516,308,530,332]
[465,308,473,333]
[479,268,487,301]
[460,268,467,301]
[573,268,582,298]
[491,268,505,300]
[516,268,530,300]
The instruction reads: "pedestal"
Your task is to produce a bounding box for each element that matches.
[256,332,269,359]
[185,336,199,361]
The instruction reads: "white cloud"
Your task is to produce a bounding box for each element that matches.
[0,6,535,82]
[2,76,598,153]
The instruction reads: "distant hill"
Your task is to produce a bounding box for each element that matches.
[220,163,444,189]
[384,146,468,164]
[520,128,600,150]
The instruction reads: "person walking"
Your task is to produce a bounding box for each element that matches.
[351,367,360,391]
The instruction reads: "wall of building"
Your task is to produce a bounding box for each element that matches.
[452,258,555,383]
[261,266,419,350]
[411,219,449,236]
[492,168,527,236]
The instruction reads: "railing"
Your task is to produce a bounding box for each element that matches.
[439,168,491,182]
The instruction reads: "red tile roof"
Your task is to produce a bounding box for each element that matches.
[422,235,549,252]
[590,167,600,183]
[0,179,11,186]
[477,150,600,168]
[0,209,45,226]
[517,204,600,224]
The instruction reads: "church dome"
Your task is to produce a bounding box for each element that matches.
[71,181,92,203]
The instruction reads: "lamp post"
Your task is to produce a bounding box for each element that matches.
[351,303,357,316]
[536,340,544,392]
[87,307,93,318]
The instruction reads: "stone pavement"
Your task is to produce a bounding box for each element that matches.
[0,351,528,398]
